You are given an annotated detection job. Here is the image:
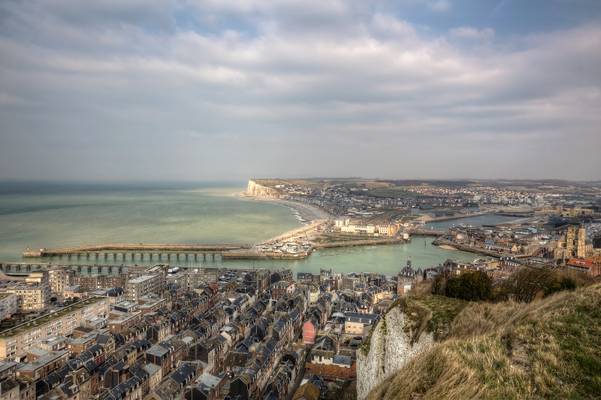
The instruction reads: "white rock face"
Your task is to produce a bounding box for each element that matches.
[246,180,280,198]
[356,307,433,400]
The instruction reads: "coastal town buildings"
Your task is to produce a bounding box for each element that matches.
[2,283,51,312]
[48,268,73,300]
[0,297,109,359]
[125,274,163,302]
[0,179,597,399]
[555,224,588,260]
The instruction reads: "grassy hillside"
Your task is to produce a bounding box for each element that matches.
[368,283,601,400]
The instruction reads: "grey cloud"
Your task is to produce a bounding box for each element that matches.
[0,0,600,181]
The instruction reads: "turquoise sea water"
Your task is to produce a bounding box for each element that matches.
[0,182,479,275]
[0,182,298,260]
[216,237,477,276]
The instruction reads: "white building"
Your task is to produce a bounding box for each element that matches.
[48,268,72,300]
[3,283,51,312]
[125,274,163,302]
[0,297,109,359]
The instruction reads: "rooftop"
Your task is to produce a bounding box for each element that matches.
[0,297,105,338]
[127,275,159,284]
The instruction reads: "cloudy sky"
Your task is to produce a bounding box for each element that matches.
[0,0,600,181]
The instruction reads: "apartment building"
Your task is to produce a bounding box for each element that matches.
[0,297,110,359]
[125,274,163,302]
[48,268,73,299]
[3,284,51,312]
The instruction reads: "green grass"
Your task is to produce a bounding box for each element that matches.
[0,297,104,338]
[393,295,468,343]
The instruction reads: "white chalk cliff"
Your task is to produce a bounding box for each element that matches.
[246,180,281,198]
[356,306,434,400]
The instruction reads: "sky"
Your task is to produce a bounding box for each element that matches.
[0,0,600,182]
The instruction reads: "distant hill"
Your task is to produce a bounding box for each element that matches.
[368,283,601,400]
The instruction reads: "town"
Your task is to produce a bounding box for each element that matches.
[247,179,601,275]
[0,179,599,399]
[0,262,410,400]
[0,238,599,400]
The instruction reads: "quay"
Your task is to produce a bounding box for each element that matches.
[421,209,534,224]
[22,243,251,260]
[408,228,445,237]
[260,219,326,244]
[313,237,407,249]
[431,238,532,259]
[222,250,310,260]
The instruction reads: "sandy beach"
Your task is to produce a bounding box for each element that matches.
[237,192,332,223]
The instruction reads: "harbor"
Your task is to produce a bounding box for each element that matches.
[0,182,506,276]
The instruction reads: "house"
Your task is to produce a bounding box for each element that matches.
[302,320,318,345]
[184,372,225,400]
[145,343,174,377]
[16,349,69,381]
[344,313,378,335]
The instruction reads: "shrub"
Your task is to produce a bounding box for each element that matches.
[444,271,492,301]
[497,268,581,303]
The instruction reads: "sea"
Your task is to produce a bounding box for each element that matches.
[0,182,507,276]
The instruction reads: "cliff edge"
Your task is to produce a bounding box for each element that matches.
[367,282,601,400]
[246,179,281,198]
[357,295,467,400]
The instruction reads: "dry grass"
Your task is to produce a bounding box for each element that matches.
[368,283,601,400]
[389,295,468,344]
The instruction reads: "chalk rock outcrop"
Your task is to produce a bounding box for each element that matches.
[246,180,281,198]
[356,307,433,400]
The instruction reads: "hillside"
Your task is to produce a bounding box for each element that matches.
[367,282,601,400]
[356,295,468,399]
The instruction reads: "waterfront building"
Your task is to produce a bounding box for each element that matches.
[24,271,47,285]
[341,224,376,234]
[0,297,109,359]
[335,218,400,237]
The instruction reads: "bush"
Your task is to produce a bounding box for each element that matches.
[497,268,581,303]
[444,271,492,301]
[431,273,449,296]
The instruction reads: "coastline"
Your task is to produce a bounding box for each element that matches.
[238,192,332,223]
